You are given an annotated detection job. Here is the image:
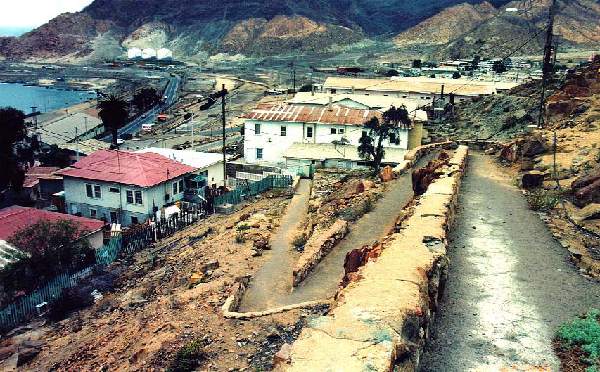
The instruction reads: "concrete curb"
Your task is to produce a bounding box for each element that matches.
[221,277,331,319]
[281,146,469,371]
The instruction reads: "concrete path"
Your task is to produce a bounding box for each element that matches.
[420,153,600,371]
[238,179,312,311]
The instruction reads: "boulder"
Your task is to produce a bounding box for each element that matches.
[574,179,600,207]
[253,236,270,250]
[520,159,535,171]
[522,171,545,189]
[573,203,600,223]
[521,136,548,158]
[273,343,292,366]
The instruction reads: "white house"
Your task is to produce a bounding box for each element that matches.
[57,150,196,226]
[242,103,412,166]
[135,148,225,187]
[322,76,514,104]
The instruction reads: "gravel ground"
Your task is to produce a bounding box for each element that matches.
[420,153,600,371]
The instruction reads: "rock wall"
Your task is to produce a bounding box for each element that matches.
[279,145,469,371]
[292,220,349,287]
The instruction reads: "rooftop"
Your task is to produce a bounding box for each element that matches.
[323,76,516,96]
[59,139,111,156]
[288,92,428,121]
[56,150,196,187]
[283,142,406,164]
[23,166,62,188]
[0,206,106,241]
[38,112,103,146]
[242,103,383,126]
[135,148,224,169]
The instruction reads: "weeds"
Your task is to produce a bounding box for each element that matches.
[236,224,250,231]
[525,188,563,212]
[555,309,600,371]
[235,232,246,244]
[292,233,308,250]
[168,338,207,372]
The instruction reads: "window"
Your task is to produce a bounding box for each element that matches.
[281,126,287,137]
[255,123,261,135]
[179,179,185,193]
[339,128,345,134]
[86,184,101,199]
[110,211,118,223]
[173,182,178,195]
[90,209,97,218]
[330,128,337,135]
[362,130,368,137]
[256,148,263,160]
[306,127,313,138]
[126,190,134,204]
[109,187,119,193]
[131,216,139,225]
[135,191,143,205]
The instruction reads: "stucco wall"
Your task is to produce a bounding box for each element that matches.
[280,146,469,372]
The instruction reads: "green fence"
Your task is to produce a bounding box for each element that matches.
[214,175,292,206]
[0,238,121,332]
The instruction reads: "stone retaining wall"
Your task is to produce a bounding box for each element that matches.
[292,220,349,287]
[280,145,469,371]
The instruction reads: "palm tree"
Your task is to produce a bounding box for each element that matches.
[98,95,129,149]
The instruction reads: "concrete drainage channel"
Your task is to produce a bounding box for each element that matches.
[274,145,469,371]
[221,143,467,371]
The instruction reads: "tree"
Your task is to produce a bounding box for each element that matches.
[412,59,422,68]
[98,95,129,149]
[132,87,160,113]
[298,84,313,92]
[452,71,461,79]
[39,144,72,168]
[492,60,507,74]
[0,107,27,191]
[5,220,95,292]
[358,106,412,173]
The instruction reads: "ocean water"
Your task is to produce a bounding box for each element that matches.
[0,83,96,114]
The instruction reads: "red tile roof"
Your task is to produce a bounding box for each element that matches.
[0,206,106,241]
[56,150,196,187]
[242,103,382,126]
[23,167,61,188]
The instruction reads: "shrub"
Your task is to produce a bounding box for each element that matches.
[236,224,250,231]
[235,232,246,244]
[292,234,308,250]
[525,189,562,212]
[556,309,600,370]
[48,287,94,321]
[168,339,207,372]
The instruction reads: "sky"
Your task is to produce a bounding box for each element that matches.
[0,0,94,35]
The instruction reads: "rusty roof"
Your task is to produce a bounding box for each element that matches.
[242,103,382,126]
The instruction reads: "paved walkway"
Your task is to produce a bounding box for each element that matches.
[421,153,600,371]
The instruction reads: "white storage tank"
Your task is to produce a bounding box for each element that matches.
[157,48,173,60]
[127,47,142,59]
[141,48,157,59]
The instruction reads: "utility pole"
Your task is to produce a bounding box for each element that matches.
[190,113,195,151]
[537,0,558,128]
[221,84,228,188]
[292,62,296,93]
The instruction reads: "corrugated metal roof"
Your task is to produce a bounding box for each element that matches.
[135,148,224,170]
[23,167,61,188]
[242,103,382,126]
[56,150,196,187]
[0,206,106,241]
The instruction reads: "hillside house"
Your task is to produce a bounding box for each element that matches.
[0,206,107,269]
[56,150,196,226]
[242,103,412,166]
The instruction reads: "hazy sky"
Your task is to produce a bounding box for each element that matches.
[0,0,94,31]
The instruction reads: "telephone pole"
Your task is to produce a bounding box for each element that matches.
[537,0,558,128]
[221,84,228,188]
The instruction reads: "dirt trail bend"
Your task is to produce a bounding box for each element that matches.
[420,153,600,371]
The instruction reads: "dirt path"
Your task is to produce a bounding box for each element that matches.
[238,179,312,311]
[420,153,600,371]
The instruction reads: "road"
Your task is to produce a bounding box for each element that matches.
[102,75,180,141]
[420,153,600,371]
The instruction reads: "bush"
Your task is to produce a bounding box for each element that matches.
[235,232,246,244]
[292,234,308,250]
[556,309,600,370]
[48,287,94,321]
[168,339,207,372]
[236,224,250,231]
[525,188,562,212]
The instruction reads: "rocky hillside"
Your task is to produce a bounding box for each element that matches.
[396,0,600,59]
[0,0,513,60]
